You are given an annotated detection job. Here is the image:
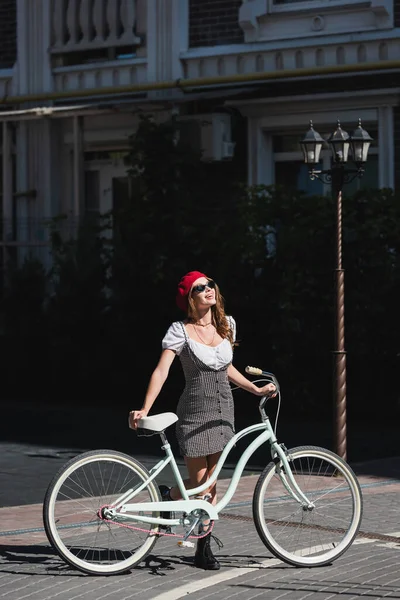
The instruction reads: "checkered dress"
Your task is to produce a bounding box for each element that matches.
[174,322,235,458]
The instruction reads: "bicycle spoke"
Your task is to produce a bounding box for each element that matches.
[253,446,362,566]
[44,451,160,574]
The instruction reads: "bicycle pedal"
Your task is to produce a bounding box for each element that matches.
[177,540,195,548]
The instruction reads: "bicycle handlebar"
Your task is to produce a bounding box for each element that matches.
[245,366,280,394]
[245,366,263,376]
[246,366,281,423]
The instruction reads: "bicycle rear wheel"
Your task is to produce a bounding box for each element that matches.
[43,450,161,575]
[253,445,363,567]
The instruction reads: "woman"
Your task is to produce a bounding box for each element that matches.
[129,271,276,570]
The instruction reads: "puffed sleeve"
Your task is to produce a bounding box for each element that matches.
[161,321,186,355]
[227,316,236,342]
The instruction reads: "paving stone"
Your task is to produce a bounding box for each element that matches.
[1,440,400,599]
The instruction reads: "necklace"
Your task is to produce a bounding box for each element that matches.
[193,324,216,346]
[193,321,213,328]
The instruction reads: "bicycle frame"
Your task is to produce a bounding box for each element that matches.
[115,415,313,527]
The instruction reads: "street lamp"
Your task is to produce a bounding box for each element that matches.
[300,119,373,461]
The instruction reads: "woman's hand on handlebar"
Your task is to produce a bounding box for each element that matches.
[255,383,277,398]
[128,409,148,429]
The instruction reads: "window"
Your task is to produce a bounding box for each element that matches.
[271,0,374,8]
[267,0,391,18]
[275,161,325,195]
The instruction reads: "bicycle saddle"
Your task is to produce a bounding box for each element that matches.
[134,412,178,432]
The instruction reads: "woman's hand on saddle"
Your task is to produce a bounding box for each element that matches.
[128,409,148,430]
[255,383,277,398]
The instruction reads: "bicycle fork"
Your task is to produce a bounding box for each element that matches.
[271,443,315,509]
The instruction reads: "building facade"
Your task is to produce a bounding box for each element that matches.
[0,0,399,271]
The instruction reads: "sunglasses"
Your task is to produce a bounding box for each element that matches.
[192,280,216,294]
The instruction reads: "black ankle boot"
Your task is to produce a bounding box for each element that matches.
[158,485,173,531]
[194,533,220,570]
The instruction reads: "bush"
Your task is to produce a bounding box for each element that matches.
[1,117,399,419]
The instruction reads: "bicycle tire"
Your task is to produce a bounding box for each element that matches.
[43,449,161,575]
[253,445,363,567]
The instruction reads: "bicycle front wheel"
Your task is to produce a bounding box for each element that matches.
[253,445,363,567]
[43,450,161,575]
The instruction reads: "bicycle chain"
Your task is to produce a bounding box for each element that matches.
[98,504,214,539]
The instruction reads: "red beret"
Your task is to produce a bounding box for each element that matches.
[176,271,208,312]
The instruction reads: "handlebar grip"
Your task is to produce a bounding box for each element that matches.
[245,366,263,376]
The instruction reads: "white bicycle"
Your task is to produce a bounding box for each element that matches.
[43,367,363,575]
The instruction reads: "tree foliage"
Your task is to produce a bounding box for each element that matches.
[1,116,399,418]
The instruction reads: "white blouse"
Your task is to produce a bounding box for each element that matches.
[162,317,236,370]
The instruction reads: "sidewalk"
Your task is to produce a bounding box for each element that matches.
[1,446,400,600]
[0,441,262,508]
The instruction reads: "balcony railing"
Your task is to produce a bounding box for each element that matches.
[51,0,141,54]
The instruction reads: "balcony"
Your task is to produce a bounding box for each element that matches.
[50,0,147,95]
[51,0,142,56]
[182,35,398,82]
[239,0,393,43]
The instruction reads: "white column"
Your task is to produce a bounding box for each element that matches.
[247,118,274,186]
[147,0,188,96]
[73,116,84,220]
[257,129,274,186]
[171,0,189,80]
[247,117,258,185]
[15,0,56,250]
[15,121,29,264]
[2,122,13,274]
[17,0,53,95]
[146,0,157,83]
[378,105,395,190]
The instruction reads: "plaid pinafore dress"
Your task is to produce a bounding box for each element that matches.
[174,321,235,458]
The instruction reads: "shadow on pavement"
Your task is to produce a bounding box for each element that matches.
[2,401,400,472]
[0,544,77,576]
[352,456,400,480]
[232,580,400,598]
[0,544,189,578]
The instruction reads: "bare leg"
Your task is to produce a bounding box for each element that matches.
[185,452,222,570]
[185,455,209,487]
[181,452,221,532]
[169,451,221,507]
[205,451,221,506]
[169,455,207,500]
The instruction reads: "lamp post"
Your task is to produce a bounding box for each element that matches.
[300,119,373,461]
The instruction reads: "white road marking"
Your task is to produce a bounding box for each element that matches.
[353,532,400,547]
[376,542,400,549]
[151,558,282,600]
[152,531,396,599]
